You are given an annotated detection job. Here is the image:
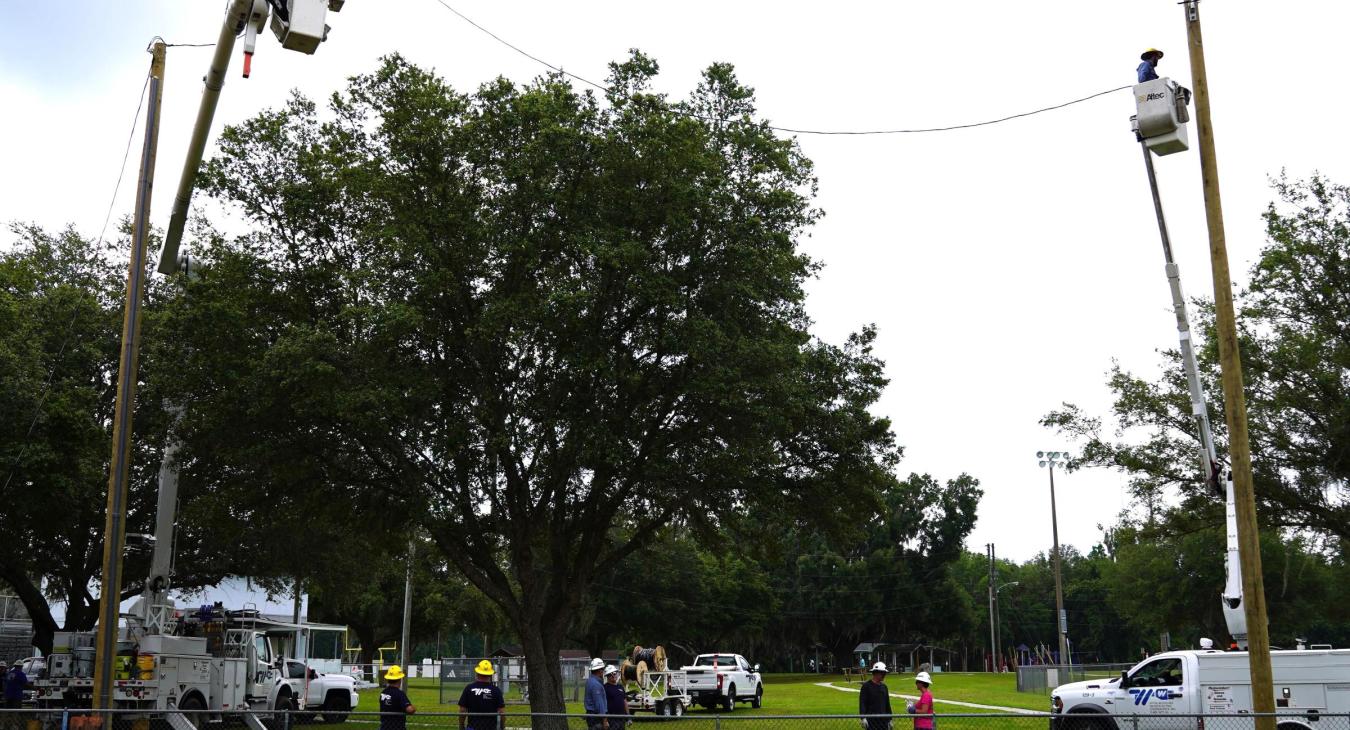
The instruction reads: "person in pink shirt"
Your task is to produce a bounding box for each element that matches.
[906,672,934,730]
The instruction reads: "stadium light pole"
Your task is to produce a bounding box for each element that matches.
[1037,451,1071,666]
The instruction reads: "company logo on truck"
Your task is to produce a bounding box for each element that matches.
[1129,688,1172,705]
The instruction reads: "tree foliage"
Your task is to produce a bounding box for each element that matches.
[1043,174,1350,546]
[165,52,900,711]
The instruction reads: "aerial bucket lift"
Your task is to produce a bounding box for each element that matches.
[1130,80,1248,649]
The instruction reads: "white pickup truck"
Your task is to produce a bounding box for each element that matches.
[281,660,360,723]
[1052,646,1350,730]
[679,653,763,711]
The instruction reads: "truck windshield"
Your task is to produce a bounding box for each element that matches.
[694,656,737,667]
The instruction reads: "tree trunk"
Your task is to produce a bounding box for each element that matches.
[0,570,59,655]
[519,619,567,730]
[355,626,378,682]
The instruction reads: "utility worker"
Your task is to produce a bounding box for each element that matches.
[458,660,505,730]
[583,658,609,730]
[378,665,416,730]
[4,662,26,710]
[858,662,892,730]
[603,665,628,730]
[1138,48,1163,83]
[906,671,934,730]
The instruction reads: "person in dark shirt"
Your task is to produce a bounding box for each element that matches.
[603,665,628,730]
[4,664,27,709]
[1138,48,1163,83]
[458,660,505,730]
[378,665,415,730]
[859,661,892,730]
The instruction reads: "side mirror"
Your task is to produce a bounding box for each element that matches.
[1119,670,1130,689]
[753,664,761,673]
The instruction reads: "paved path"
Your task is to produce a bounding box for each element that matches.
[813,682,1043,715]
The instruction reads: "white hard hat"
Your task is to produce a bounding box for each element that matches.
[589,658,606,671]
[870,662,888,673]
[605,664,618,676]
[915,671,932,684]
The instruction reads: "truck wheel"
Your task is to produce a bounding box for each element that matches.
[722,686,735,713]
[1064,713,1112,730]
[672,701,684,718]
[268,693,297,730]
[321,694,351,724]
[179,694,207,730]
[751,685,762,709]
[656,700,669,717]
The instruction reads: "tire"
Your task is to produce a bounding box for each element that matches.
[722,686,735,713]
[1064,712,1113,730]
[321,693,351,724]
[671,702,684,719]
[656,700,669,717]
[178,694,207,730]
[268,693,297,730]
[750,685,762,709]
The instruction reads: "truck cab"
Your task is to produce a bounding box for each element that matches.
[1053,647,1350,730]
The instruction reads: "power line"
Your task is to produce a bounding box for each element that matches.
[1,63,152,495]
[424,0,1131,136]
[771,85,1132,135]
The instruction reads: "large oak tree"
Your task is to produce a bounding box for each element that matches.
[163,53,901,714]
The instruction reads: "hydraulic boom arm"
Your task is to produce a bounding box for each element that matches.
[1138,138,1247,649]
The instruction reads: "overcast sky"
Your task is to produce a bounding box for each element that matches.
[3,1,1348,564]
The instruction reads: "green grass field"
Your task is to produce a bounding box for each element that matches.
[389,672,1046,717]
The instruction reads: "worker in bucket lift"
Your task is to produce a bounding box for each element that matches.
[1138,48,1163,83]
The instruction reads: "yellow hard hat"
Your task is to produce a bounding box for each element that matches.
[475,659,495,676]
[1141,48,1164,61]
[384,665,406,681]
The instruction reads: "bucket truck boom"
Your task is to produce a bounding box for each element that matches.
[1134,113,1246,649]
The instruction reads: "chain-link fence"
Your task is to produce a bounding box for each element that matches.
[439,658,529,705]
[0,709,1344,730]
[1016,665,1135,695]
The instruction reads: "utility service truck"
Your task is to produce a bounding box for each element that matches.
[1053,643,1350,730]
[33,609,359,726]
[1052,85,1348,730]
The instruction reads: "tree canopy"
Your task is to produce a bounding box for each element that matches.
[161,52,902,711]
[1044,174,1350,547]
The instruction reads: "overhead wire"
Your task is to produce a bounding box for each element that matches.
[424,0,1132,136]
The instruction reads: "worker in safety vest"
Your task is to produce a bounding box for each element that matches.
[1138,48,1163,83]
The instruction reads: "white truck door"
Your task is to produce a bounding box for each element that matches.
[1115,657,1192,730]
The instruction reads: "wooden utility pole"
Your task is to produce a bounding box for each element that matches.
[1181,2,1275,727]
[93,39,166,710]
